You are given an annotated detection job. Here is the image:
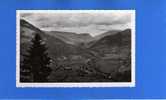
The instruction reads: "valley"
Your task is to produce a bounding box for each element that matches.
[20,19,131,82]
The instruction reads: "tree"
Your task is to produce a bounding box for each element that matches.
[20,33,52,82]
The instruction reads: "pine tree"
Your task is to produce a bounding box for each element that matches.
[20,33,52,82]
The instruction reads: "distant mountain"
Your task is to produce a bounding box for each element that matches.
[44,31,94,45]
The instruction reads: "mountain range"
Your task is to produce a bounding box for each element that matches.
[20,19,131,74]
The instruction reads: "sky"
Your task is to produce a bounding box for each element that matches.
[20,11,134,36]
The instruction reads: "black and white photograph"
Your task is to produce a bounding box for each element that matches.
[16,10,135,87]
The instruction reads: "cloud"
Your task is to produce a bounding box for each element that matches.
[20,11,133,36]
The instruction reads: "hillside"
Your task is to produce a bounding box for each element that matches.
[94,30,121,40]
[89,29,131,74]
[20,19,82,60]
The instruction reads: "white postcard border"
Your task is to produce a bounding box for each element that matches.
[16,10,136,87]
